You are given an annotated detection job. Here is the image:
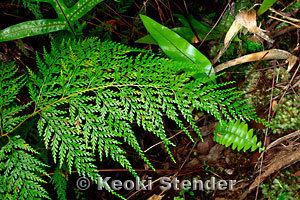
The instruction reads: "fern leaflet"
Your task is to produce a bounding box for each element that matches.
[213,120,264,152]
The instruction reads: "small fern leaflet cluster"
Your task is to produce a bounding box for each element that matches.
[213,120,264,152]
[51,168,68,200]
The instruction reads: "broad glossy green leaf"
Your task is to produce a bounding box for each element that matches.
[0,20,67,42]
[68,0,104,21]
[136,27,196,45]
[140,15,213,75]
[258,0,277,15]
[172,27,196,42]
[135,35,158,45]
[175,14,220,40]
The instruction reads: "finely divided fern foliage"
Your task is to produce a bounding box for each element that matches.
[31,38,258,172]
[0,64,49,199]
[0,136,49,199]
[1,38,262,199]
[51,168,68,200]
[0,63,30,135]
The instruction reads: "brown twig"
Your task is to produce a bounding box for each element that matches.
[266,130,300,151]
[269,15,300,29]
[199,1,231,47]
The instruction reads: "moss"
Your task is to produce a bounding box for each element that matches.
[261,170,300,199]
[265,68,290,83]
[271,94,300,134]
[243,70,269,108]
[243,68,291,109]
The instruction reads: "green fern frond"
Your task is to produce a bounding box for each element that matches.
[0,37,264,199]
[0,136,49,199]
[26,38,260,180]
[51,168,67,200]
[213,120,264,152]
[0,62,31,135]
[21,0,43,18]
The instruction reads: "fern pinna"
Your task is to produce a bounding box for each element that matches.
[1,38,262,199]
[214,120,264,152]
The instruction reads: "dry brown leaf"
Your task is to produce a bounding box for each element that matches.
[237,10,274,43]
[224,20,242,49]
[213,10,274,64]
[287,54,298,72]
[214,49,298,72]
[148,194,164,200]
[271,100,278,110]
[192,35,200,43]
[235,10,257,34]
[292,171,300,177]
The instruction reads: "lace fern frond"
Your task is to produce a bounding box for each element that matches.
[213,120,264,152]
[0,136,49,199]
[0,62,31,135]
[26,38,260,180]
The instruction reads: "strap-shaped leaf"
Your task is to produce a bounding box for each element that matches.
[0,19,67,42]
[137,15,223,45]
[258,0,277,15]
[213,120,264,152]
[140,15,214,76]
[68,0,104,21]
[0,0,104,42]
[136,27,196,45]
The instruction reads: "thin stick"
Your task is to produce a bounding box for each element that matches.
[269,8,300,23]
[278,63,300,106]
[269,15,300,29]
[266,130,300,151]
[254,66,276,200]
[199,1,231,46]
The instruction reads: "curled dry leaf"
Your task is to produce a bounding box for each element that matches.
[213,10,274,64]
[215,49,298,73]
[236,10,274,43]
[286,53,298,72]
